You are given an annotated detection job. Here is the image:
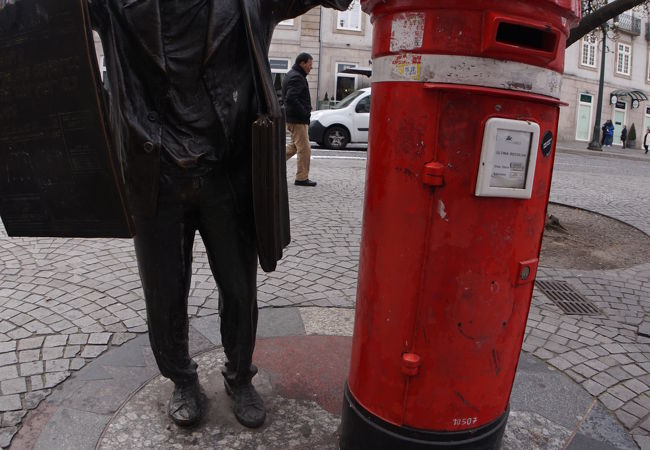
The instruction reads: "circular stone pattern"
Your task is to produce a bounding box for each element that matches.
[98,350,341,449]
[541,203,650,270]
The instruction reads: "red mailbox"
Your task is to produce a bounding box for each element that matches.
[340,1,580,449]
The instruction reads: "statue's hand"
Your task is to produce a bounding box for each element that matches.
[322,0,354,11]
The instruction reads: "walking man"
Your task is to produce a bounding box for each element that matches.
[87,0,351,429]
[621,125,628,149]
[284,53,317,187]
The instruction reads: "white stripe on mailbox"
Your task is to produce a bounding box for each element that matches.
[372,54,562,99]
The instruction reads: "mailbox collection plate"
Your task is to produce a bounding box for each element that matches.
[475,117,540,199]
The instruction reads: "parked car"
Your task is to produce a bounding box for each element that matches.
[308,88,370,150]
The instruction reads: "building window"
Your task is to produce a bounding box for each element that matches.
[335,63,357,101]
[580,34,597,67]
[269,58,290,99]
[616,43,631,76]
[337,0,362,31]
[278,19,294,27]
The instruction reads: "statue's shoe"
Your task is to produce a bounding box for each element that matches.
[168,380,203,427]
[224,380,266,428]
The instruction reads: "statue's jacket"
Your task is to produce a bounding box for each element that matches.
[88,0,352,218]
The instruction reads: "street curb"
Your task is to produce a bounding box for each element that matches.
[556,145,650,163]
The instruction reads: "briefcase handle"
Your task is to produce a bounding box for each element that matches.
[238,0,280,120]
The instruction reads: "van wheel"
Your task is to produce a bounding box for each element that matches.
[324,126,349,150]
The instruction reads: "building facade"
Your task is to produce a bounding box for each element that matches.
[559,12,650,147]
[269,0,373,109]
[91,5,650,146]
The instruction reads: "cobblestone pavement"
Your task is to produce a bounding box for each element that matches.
[0,148,649,448]
[530,151,650,449]
[0,155,366,448]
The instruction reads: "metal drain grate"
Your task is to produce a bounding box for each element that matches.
[535,280,602,315]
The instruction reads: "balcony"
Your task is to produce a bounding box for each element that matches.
[616,13,641,36]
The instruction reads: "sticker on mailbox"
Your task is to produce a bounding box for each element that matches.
[391,53,422,81]
[475,118,540,200]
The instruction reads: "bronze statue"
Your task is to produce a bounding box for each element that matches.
[86,0,353,429]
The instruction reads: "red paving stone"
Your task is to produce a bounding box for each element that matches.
[254,335,352,415]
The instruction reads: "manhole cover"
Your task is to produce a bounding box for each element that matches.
[535,280,602,315]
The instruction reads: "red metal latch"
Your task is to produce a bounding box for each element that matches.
[422,162,445,187]
[516,258,539,286]
[401,352,421,377]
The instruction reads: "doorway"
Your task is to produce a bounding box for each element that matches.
[613,101,627,146]
[575,93,593,141]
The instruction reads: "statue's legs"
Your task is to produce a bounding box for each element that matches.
[198,179,258,387]
[133,167,260,426]
[133,177,199,386]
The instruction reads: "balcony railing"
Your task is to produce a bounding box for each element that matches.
[616,13,641,36]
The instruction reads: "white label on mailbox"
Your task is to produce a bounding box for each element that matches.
[489,129,532,189]
[475,118,540,199]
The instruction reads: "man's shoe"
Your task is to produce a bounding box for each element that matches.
[224,380,266,428]
[168,381,202,427]
[295,179,317,187]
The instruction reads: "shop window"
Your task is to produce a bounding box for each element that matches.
[269,58,290,101]
[335,63,357,101]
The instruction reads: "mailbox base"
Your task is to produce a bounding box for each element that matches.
[339,384,508,450]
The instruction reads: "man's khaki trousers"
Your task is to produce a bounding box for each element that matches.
[286,123,311,181]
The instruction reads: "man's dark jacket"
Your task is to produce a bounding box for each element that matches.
[88,0,351,221]
[282,64,311,124]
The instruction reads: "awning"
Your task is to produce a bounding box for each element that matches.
[610,89,648,101]
[342,67,372,77]
[610,89,648,108]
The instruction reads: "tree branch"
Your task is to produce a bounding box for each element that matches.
[566,0,647,47]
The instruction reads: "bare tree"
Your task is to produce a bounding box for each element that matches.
[567,0,650,47]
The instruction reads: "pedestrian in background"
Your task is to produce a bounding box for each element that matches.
[644,127,650,154]
[284,53,317,187]
[620,125,628,148]
[603,120,615,147]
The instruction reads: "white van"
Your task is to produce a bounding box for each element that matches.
[308,88,371,150]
